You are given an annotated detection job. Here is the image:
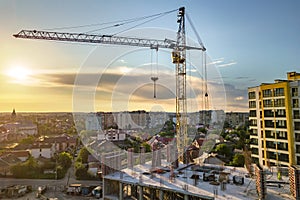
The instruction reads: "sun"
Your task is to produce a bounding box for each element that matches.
[6,66,32,82]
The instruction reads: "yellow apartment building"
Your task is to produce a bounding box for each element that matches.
[248,72,300,168]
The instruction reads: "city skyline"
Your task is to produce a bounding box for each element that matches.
[1,1,300,112]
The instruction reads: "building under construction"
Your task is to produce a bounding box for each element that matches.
[100,146,258,200]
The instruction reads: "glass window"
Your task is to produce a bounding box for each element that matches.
[293,99,299,108]
[292,87,298,97]
[274,98,285,107]
[274,88,284,96]
[263,89,272,97]
[295,122,300,130]
[294,110,300,119]
[248,91,256,99]
[249,101,256,108]
[263,99,273,107]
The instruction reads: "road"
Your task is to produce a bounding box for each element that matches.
[0,161,102,200]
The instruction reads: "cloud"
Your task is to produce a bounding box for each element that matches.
[208,58,224,65]
[234,96,244,101]
[217,61,237,67]
[25,69,248,112]
[208,58,237,68]
[235,76,249,80]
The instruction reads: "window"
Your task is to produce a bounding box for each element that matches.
[292,87,298,97]
[296,145,300,154]
[294,110,300,119]
[296,133,300,142]
[249,101,256,108]
[265,130,274,138]
[264,110,274,117]
[276,109,286,117]
[277,131,287,139]
[250,110,256,117]
[250,129,258,136]
[251,147,258,155]
[293,99,299,108]
[264,120,274,128]
[274,98,285,107]
[278,142,288,151]
[295,122,300,130]
[277,120,286,128]
[263,89,272,97]
[249,119,257,126]
[266,141,276,149]
[248,91,256,99]
[274,88,284,96]
[263,99,273,107]
[278,153,289,162]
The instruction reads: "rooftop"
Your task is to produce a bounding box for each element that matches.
[104,160,292,200]
[105,164,257,200]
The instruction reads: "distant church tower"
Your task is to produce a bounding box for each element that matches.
[11,108,17,120]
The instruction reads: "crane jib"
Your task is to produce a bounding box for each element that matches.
[13,30,204,51]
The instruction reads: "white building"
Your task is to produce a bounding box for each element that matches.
[30,143,54,158]
[98,129,126,141]
[85,113,101,131]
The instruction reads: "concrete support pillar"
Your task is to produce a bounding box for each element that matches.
[159,190,164,200]
[150,188,155,200]
[131,185,137,197]
[138,185,143,200]
[184,194,189,200]
[119,182,123,200]
[140,146,145,165]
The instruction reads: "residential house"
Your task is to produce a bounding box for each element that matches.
[97,129,126,141]
[30,143,54,159]
[0,154,23,176]
[42,134,77,153]
[0,150,30,162]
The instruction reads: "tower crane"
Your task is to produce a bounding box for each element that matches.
[13,7,206,163]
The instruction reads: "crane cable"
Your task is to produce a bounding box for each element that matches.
[111,10,175,36]
[186,12,208,124]
[186,13,205,50]
[42,8,177,33]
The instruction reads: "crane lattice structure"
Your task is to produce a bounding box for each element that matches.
[13,7,206,163]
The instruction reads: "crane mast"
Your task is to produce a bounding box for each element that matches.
[174,7,187,162]
[13,7,206,164]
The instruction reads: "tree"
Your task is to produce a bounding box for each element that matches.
[215,143,231,158]
[75,162,88,179]
[230,154,245,167]
[57,152,72,169]
[141,142,151,152]
[77,147,89,163]
[19,135,36,144]
[10,156,39,178]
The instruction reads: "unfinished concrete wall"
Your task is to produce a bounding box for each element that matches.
[127,148,134,169]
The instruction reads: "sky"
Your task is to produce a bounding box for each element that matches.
[0,0,300,113]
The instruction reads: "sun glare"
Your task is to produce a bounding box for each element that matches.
[6,66,32,81]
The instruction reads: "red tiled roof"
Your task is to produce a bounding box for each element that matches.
[43,135,77,143]
[31,143,53,149]
[0,150,30,158]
